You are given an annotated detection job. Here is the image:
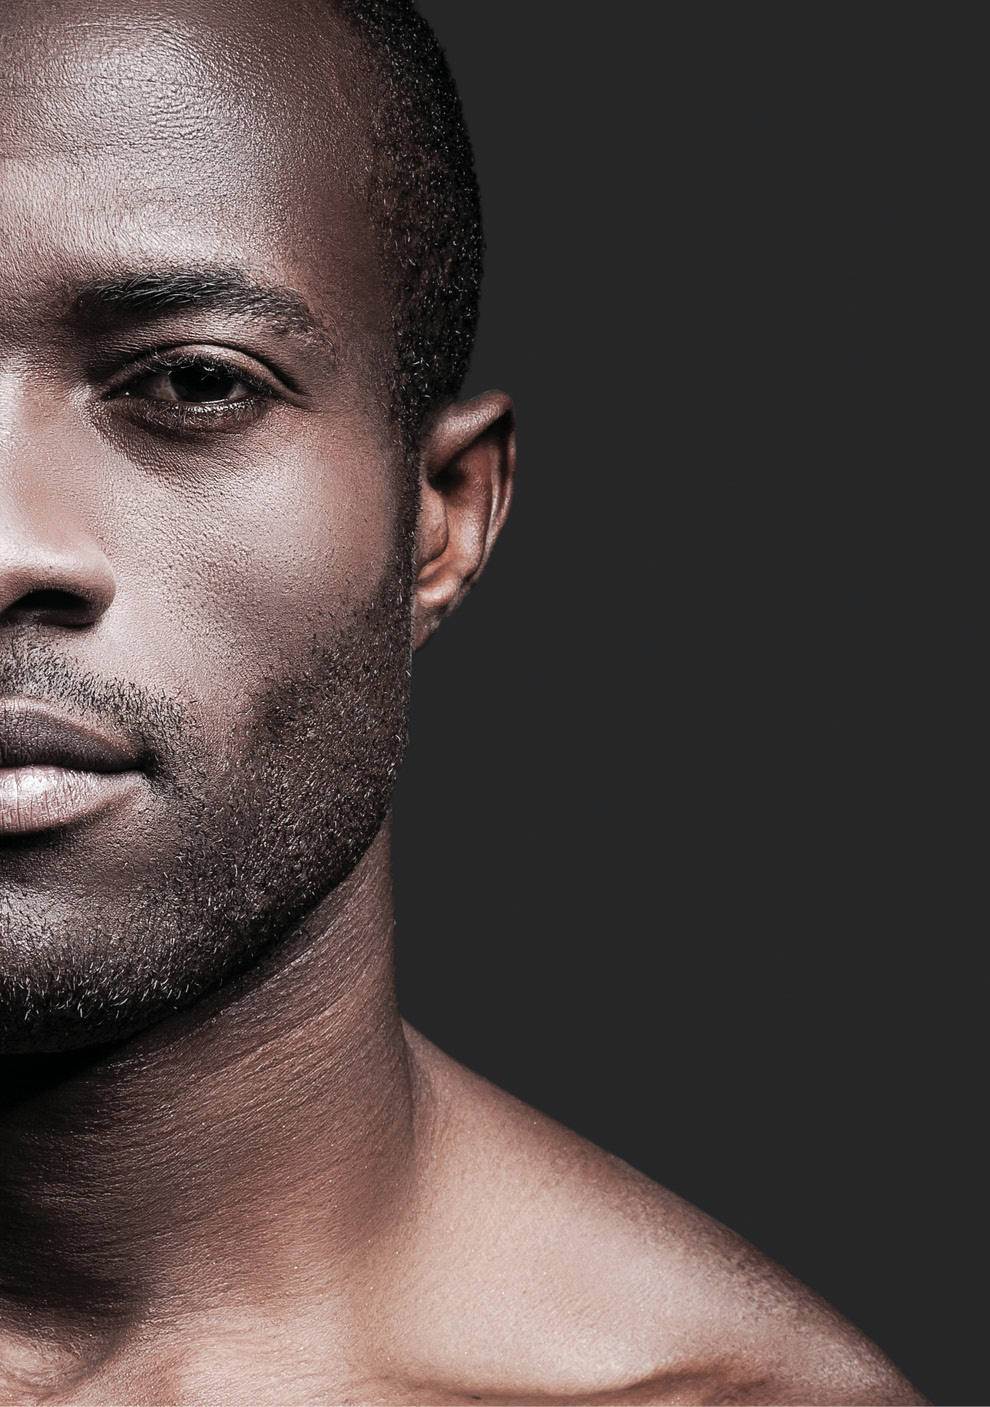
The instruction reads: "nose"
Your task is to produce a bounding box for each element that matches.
[0,372,118,629]
[0,494,116,630]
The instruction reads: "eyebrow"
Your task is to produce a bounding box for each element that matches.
[71,268,335,350]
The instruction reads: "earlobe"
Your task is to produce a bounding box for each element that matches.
[411,391,515,650]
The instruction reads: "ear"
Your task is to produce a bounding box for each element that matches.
[412,391,515,650]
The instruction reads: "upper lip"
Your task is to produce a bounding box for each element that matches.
[0,699,147,773]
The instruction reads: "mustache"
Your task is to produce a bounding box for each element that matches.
[0,645,196,774]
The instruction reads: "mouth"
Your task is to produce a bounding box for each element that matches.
[0,698,148,835]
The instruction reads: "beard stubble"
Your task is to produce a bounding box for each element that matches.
[0,560,413,1054]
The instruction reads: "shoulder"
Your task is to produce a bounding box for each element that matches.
[386,1032,926,1406]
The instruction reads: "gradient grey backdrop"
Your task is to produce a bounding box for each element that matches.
[391,7,984,1403]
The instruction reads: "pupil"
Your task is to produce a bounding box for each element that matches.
[171,365,236,401]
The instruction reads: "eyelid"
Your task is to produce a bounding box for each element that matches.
[101,342,303,400]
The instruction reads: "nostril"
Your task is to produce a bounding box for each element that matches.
[1,588,98,628]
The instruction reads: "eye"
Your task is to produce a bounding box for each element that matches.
[135,361,255,405]
[111,349,281,434]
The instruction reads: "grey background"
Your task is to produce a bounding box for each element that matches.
[391,6,985,1403]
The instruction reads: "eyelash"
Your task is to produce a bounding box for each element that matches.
[113,350,279,434]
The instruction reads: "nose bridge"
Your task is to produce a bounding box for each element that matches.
[0,373,116,620]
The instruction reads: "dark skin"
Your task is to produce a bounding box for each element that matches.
[0,1,926,1402]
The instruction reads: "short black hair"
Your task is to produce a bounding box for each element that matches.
[332,1,483,453]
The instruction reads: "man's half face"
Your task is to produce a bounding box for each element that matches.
[0,0,413,1050]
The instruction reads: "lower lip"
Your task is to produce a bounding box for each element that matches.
[0,766,144,835]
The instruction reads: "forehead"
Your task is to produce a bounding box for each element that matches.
[0,0,381,333]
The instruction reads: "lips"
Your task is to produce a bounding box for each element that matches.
[0,699,147,835]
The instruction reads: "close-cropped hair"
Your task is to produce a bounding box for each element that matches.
[333,0,483,452]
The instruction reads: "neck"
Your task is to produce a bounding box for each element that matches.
[0,825,420,1380]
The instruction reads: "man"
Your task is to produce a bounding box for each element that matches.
[0,0,924,1402]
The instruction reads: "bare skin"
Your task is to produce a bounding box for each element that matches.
[0,831,924,1407]
[0,1,925,1402]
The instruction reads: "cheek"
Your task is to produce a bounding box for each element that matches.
[102,432,403,728]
